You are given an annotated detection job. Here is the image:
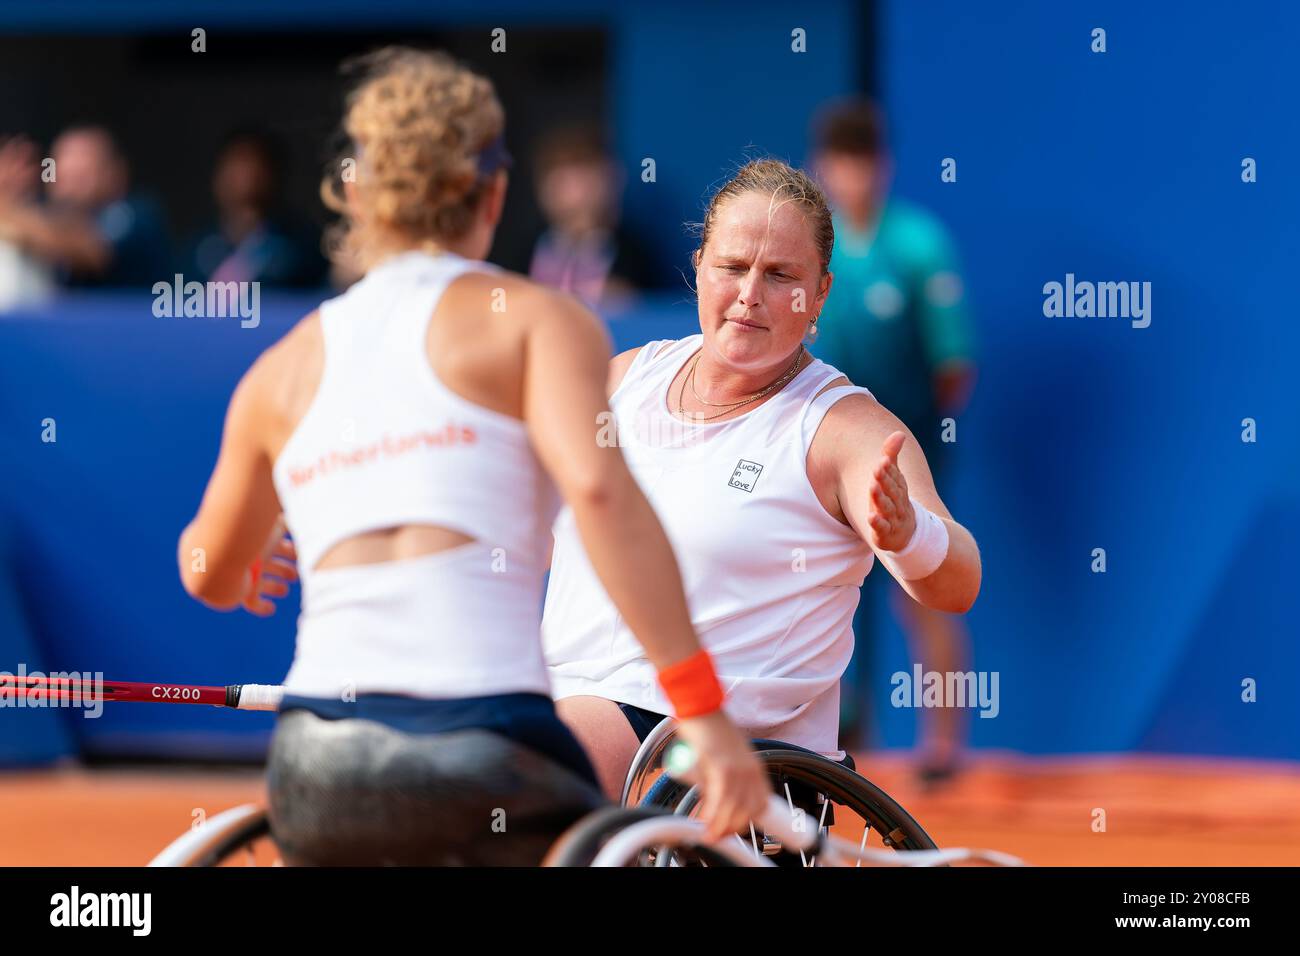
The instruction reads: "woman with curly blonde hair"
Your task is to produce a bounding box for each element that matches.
[177,47,766,865]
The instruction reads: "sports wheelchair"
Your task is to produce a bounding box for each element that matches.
[150,718,1020,868]
[546,717,943,867]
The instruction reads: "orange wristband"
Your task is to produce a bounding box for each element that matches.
[657,649,724,719]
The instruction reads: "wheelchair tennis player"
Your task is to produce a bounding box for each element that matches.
[177,47,767,865]
[543,159,983,799]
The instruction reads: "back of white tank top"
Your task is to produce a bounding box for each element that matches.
[271,250,560,700]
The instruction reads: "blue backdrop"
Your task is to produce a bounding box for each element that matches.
[868,0,1298,758]
[1,0,1295,763]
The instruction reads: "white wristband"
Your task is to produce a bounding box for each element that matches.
[877,498,950,581]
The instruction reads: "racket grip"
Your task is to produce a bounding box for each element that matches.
[226,683,284,711]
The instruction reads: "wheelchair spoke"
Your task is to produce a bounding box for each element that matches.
[856,827,869,868]
[781,782,809,867]
[808,798,831,868]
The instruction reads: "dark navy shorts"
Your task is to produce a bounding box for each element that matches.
[616,701,672,743]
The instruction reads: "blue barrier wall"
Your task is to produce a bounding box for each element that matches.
[865,0,1299,757]
[0,516,76,764]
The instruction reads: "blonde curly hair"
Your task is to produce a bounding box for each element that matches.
[322,47,506,270]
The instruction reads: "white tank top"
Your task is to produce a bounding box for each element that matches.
[541,334,875,756]
[272,251,560,700]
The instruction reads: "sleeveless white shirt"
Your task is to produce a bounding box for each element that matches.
[272,251,560,700]
[541,334,875,755]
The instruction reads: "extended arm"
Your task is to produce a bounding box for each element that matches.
[821,396,980,613]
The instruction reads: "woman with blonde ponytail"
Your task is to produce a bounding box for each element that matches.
[178,47,766,865]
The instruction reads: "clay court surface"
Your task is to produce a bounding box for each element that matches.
[2,752,1297,866]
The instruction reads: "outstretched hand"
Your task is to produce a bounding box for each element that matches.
[865,431,916,553]
[243,524,298,617]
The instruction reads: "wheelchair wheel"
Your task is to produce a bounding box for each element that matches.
[542,806,737,867]
[653,748,938,866]
[149,804,281,866]
[623,720,937,865]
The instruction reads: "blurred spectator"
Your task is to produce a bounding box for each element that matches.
[0,136,54,310]
[0,125,170,287]
[808,98,977,785]
[187,128,326,288]
[523,124,664,309]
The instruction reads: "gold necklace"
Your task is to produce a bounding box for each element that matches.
[677,347,806,422]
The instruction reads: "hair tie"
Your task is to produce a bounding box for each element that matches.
[476,134,512,177]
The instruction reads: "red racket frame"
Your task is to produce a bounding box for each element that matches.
[0,674,272,709]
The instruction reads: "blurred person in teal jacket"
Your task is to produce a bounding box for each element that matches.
[809,99,977,786]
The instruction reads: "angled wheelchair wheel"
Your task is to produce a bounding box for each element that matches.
[542,806,738,867]
[624,723,938,866]
[672,749,937,864]
[149,804,281,867]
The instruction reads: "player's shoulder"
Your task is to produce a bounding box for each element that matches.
[609,336,696,394]
[472,270,603,329]
[441,268,534,317]
[238,310,322,427]
[608,346,644,392]
[438,270,606,354]
[460,272,619,376]
[819,386,882,426]
[255,309,321,380]
[813,381,911,451]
